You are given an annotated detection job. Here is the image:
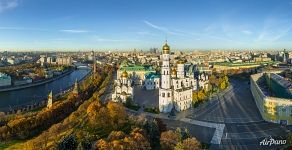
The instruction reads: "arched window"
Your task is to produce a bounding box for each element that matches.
[167,93,170,97]
[162,93,165,97]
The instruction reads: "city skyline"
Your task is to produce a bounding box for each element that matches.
[1,0,292,50]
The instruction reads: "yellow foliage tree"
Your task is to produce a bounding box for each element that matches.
[107,101,126,129]
[182,137,201,150]
[160,130,180,150]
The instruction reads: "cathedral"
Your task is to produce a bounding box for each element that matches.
[159,42,196,113]
[112,70,134,103]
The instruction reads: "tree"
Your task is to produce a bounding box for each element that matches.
[192,91,199,103]
[107,101,127,129]
[57,135,78,150]
[96,139,109,150]
[130,128,151,149]
[182,138,201,150]
[155,118,167,133]
[174,142,184,150]
[143,119,160,147]
[197,90,206,102]
[223,75,229,85]
[219,81,226,90]
[86,99,102,124]
[77,138,91,150]
[107,131,126,141]
[209,75,217,92]
[97,128,150,150]
[286,132,292,148]
[0,112,5,118]
[160,130,180,150]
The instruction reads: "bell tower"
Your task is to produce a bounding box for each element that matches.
[159,41,173,113]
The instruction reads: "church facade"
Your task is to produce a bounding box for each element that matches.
[112,70,134,103]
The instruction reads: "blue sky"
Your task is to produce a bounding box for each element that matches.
[0,0,292,51]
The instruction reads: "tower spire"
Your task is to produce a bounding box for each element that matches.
[47,91,53,108]
[73,78,79,96]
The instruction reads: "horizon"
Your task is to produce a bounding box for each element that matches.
[1,0,292,50]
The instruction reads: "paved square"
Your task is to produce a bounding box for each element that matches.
[187,79,263,123]
[133,86,159,108]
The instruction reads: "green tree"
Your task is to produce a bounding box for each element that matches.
[286,132,292,148]
[57,135,78,150]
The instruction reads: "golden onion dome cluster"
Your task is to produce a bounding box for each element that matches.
[162,43,170,54]
[171,68,177,75]
[121,70,128,78]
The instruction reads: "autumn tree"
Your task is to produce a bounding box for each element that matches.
[96,128,150,150]
[160,129,201,150]
[86,99,102,125]
[95,139,109,150]
[107,131,126,141]
[182,138,201,150]
[160,130,180,150]
[107,101,127,129]
[209,75,218,92]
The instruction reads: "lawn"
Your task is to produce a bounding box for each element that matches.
[0,140,24,150]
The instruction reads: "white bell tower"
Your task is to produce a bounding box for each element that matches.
[159,41,173,113]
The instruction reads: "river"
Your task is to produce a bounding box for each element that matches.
[0,69,91,112]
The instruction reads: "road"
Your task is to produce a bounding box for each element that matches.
[99,72,115,104]
[186,79,291,149]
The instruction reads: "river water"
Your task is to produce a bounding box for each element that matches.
[0,69,91,112]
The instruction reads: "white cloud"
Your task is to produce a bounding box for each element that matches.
[242,30,253,35]
[0,0,19,13]
[255,17,292,42]
[143,20,188,36]
[60,29,89,33]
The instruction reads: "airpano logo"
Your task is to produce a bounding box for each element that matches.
[260,136,286,146]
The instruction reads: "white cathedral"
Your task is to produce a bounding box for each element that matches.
[159,42,196,113]
[112,70,134,103]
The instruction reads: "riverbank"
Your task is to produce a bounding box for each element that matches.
[0,69,92,114]
[0,68,74,92]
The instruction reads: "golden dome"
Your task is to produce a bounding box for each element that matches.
[171,68,177,75]
[121,70,128,78]
[177,59,185,64]
[162,42,170,54]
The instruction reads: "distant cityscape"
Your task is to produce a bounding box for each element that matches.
[1,0,292,149]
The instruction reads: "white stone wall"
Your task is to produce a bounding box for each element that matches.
[159,88,173,113]
[173,88,193,111]
[145,78,160,90]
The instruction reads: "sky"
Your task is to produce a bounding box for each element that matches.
[0,0,292,51]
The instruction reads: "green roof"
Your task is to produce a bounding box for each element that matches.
[213,61,277,67]
[145,72,160,79]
